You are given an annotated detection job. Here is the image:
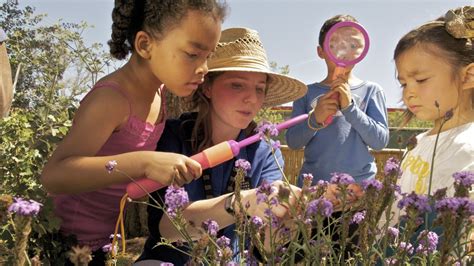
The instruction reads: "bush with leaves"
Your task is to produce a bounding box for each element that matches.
[0,1,115,263]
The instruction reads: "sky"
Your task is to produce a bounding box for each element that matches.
[20,0,473,108]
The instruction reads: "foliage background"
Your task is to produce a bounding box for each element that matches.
[0,1,115,262]
[0,1,432,262]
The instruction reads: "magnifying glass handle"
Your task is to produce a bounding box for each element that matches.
[324,92,339,125]
[324,67,345,125]
[126,141,236,199]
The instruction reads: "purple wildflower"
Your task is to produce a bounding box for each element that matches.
[165,185,189,218]
[280,227,291,238]
[397,192,431,213]
[271,140,281,150]
[416,230,438,255]
[256,121,279,137]
[109,233,121,240]
[303,173,314,183]
[387,227,399,238]
[384,157,401,176]
[361,178,383,191]
[216,235,230,248]
[256,182,276,204]
[8,197,42,216]
[392,184,402,195]
[399,241,414,255]
[105,160,117,174]
[243,249,259,266]
[351,210,366,224]
[329,172,355,185]
[251,216,264,230]
[101,243,117,254]
[385,258,398,265]
[269,197,279,206]
[226,262,238,266]
[306,198,333,218]
[435,197,474,215]
[235,159,251,174]
[444,108,454,121]
[435,197,461,212]
[317,180,328,187]
[263,209,280,227]
[202,219,219,237]
[453,171,474,187]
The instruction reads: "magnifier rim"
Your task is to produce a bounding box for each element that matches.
[323,21,370,67]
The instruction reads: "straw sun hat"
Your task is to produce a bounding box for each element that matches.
[207,27,307,108]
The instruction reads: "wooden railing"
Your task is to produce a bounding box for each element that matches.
[280,145,404,184]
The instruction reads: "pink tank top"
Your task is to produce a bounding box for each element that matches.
[53,82,166,251]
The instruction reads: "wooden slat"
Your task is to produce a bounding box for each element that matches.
[280,145,404,184]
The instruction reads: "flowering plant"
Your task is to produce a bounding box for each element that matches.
[70,112,474,265]
[101,117,473,265]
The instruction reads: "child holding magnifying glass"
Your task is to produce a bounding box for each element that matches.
[286,14,389,186]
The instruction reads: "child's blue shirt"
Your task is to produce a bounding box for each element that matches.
[286,81,389,184]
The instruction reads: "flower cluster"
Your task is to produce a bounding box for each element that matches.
[241,160,473,265]
[235,159,251,174]
[164,185,189,219]
[8,197,42,216]
[256,120,279,137]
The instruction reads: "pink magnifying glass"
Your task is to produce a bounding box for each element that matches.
[323,21,370,125]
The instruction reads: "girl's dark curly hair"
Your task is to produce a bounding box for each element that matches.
[108,0,228,60]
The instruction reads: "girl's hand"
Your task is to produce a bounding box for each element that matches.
[313,91,340,124]
[144,152,202,186]
[330,78,352,110]
[241,180,302,219]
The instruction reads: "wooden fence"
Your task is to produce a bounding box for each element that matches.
[280,145,404,184]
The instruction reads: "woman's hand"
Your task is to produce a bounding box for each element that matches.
[144,152,202,186]
[323,183,364,211]
[240,180,302,219]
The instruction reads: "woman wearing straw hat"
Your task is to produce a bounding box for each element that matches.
[135,27,307,265]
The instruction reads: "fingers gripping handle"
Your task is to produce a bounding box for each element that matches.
[324,66,345,125]
[126,142,235,199]
[324,92,340,125]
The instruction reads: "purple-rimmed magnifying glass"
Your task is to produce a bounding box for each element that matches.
[323,21,370,125]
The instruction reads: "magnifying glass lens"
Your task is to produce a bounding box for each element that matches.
[328,26,366,62]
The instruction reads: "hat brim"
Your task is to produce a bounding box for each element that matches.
[208,67,307,108]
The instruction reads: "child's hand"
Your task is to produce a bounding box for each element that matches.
[144,152,202,186]
[330,78,352,110]
[313,91,340,124]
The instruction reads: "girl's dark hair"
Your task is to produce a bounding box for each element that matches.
[108,0,228,60]
[318,14,358,47]
[187,72,256,153]
[394,9,474,126]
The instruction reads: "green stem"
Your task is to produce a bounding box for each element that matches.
[425,118,447,231]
